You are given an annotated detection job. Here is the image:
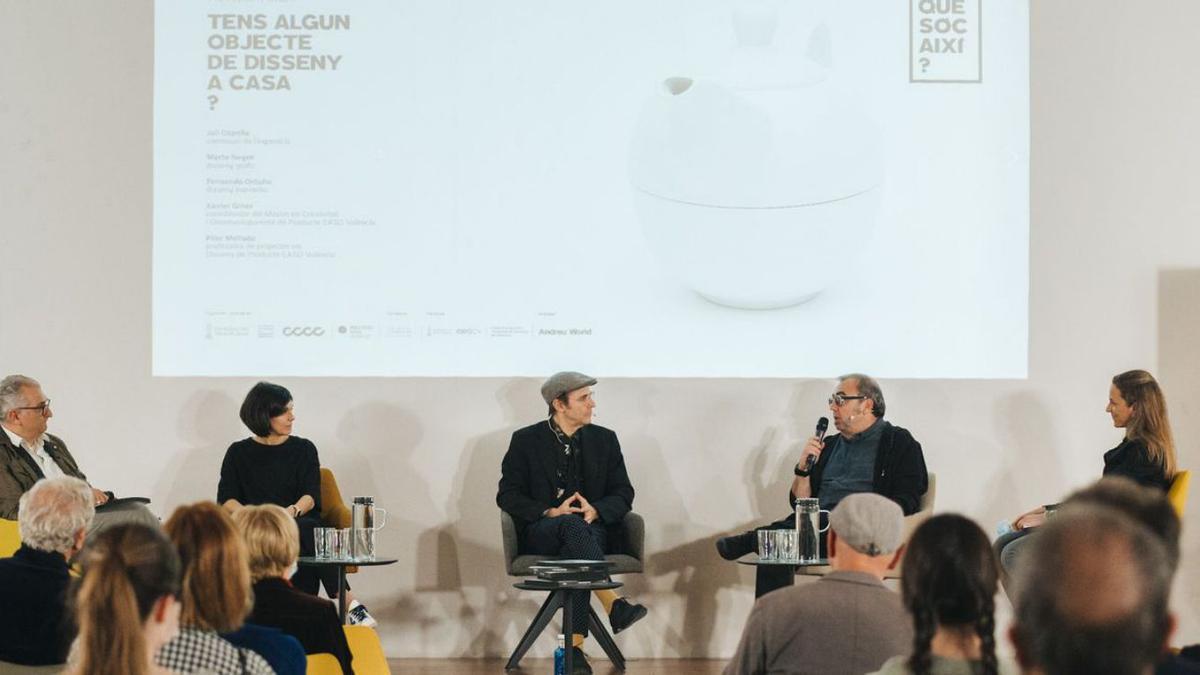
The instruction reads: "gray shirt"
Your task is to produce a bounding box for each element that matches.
[724,571,911,675]
[818,419,885,511]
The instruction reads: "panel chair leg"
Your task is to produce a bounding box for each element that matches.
[506,591,563,670]
[588,605,626,671]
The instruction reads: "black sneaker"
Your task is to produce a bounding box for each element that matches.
[608,597,648,634]
[715,531,756,561]
[570,646,593,675]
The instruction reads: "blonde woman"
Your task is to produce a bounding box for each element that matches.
[996,369,1178,576]
[233,504,354,675]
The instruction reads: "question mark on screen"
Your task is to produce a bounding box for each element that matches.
[207,95,219,110]
[919,57,930,73]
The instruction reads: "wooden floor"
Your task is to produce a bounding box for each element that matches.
[387,658,727,674]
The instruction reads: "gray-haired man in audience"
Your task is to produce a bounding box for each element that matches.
[1009,505,1175,675]
[0,476,94,665]
[724,493,912,675]
[0,374,157,533]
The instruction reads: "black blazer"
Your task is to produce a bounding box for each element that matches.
[247,578,354,675]
[496,421,635,538]
[1103,439,1171,492]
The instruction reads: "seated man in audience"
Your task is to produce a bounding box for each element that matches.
[0,476,94,665]
[0,374,156,533]
[497,371,648,674]
[1009,505,1175,675]
[724,493,912,675]
[1060,478,1200,675]
[717,373,929,597]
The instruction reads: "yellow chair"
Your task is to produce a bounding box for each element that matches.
[1168,470,1191,518]
[306,652,344,675]
[0,519,20,558]
[320,467,357,574]
[344,625,391,675]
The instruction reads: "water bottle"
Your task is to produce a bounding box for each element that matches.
[554,634,566,675]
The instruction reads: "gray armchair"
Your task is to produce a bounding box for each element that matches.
[500,510,645,576]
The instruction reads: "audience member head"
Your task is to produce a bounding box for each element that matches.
[1010,506,1173,675]
[0,373,52,440]
[1063,476,1181,573]
[827,493,904,578]
[17,476,94,559]
[74,523,181,675]
[901,514,1000,675]
[163,501,253,633]
[1109,369,1176,478]
[239,381,294,438]
[231,504,300,582]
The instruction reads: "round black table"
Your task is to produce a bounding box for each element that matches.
[297,556,398,623]
[507,579,624,673]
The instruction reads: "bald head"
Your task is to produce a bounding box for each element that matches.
[1011,506,1172,675]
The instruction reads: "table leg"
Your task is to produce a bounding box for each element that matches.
[562,590,575,674]
[505,592,562,670]
[337,566,347,624]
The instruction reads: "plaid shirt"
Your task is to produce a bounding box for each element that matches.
[157,627,275,675]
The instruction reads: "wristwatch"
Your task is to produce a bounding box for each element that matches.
[793,463,811,478]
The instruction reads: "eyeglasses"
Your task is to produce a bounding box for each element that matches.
[828,393,867,407]
[14,399,51,416]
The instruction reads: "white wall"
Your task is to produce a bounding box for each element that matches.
[2,0,1200,658]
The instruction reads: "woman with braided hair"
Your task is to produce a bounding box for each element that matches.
[869,514,1017,675]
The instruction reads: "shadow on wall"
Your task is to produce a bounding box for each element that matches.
[1159,268,1199,527]
[333,401,433,627]
[422,380,544,657]
[157,389,242,509]
[987,391,1063,519]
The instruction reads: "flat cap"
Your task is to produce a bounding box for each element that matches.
[540,371,597,405]
[829,493,905,556]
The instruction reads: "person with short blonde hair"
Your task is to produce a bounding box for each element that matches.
[234,503,299,581]
[233,504,355,674]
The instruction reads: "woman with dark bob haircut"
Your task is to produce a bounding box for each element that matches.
[869,514,1017,675]
[216,382,374,624]
[995,369,1178,577]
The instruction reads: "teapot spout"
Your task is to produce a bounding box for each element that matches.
[663,77,694,96]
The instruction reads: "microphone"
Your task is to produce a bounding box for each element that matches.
[802,417,829,473]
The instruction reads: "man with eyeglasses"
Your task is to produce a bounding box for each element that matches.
[0,375,157,534]
[715,373,928,597]
[497,371,648,674]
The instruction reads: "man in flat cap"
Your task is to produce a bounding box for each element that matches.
[497,371,647,673]
[724,493,912,675]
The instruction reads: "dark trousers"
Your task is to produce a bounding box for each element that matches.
[524,515,609,636]
[293,515,347,597]
[752,512,829,598]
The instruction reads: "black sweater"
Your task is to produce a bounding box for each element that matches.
[216,436,322,511]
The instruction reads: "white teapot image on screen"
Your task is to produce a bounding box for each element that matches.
[630,5,882,309]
